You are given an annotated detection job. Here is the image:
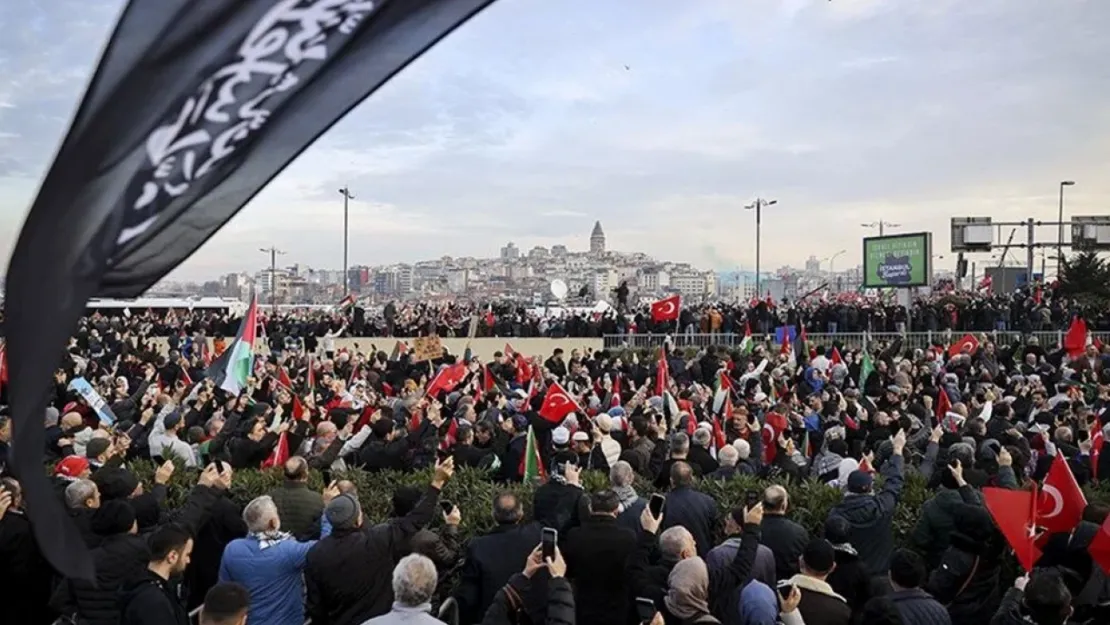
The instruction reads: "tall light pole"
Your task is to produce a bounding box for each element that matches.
[828,249,847,273]
[861,221,900,237]
[259,247,286,312]
[1058,180,1075,276]
[744,198,777,298]
[339,187,355,297]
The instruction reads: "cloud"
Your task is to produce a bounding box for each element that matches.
[0,0,1108,281]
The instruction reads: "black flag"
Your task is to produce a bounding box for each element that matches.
[4,0,496,579]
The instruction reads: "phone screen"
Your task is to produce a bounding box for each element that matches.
[541,527,558,561]
[436,447,451,462]
[777,581,795,598]
[439,500,454,515]
[745,490,761,509]
[635,597,656,623]
[320,468,333,486]
[648,494,666,518]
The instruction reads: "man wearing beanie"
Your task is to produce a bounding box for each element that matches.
[786,538,851,625]
[827,429,906,578]
[49,499,147,625]
[304,458,456,625]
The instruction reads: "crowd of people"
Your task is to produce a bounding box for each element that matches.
[2,295,1110,625]
[49,285,1110,347]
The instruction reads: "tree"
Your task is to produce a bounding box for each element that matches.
[1057,251,1110,307]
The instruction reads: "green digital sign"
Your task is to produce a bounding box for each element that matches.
[862,233,932,288]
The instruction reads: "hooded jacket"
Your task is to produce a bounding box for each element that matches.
[118,569,189,625]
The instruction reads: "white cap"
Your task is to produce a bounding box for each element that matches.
[753,392,768,403]
[572,431,590,442]
[552,426,570,446]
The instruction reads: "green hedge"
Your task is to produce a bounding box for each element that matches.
[129,461,1110,596]
[131,462,937,544]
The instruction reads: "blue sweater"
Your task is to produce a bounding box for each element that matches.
[219,524,331,625]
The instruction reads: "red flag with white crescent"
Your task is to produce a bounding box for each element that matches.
[1037,454,1087,534]
[539,381,578,424]
[650,295,681,322]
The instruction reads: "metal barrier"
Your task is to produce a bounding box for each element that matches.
[601,330,1110,351]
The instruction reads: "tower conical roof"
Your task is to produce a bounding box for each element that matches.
[591,221,604,237]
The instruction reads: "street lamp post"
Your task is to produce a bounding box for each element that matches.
[861,221,900,237]
[339,187,355,297]
[1058,180,1075,276]
[744,198,777,298]
[259,247,286,312]
[828,249,847,274]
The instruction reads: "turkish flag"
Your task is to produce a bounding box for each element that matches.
[761,412,789,464]
[260,431,290,469]
[427,363,467,398]
[830,346,842,366]
[935,388,953,430]
[1090,515,1110,574]
[1092,425,1105,481]
[610,373,623,409]
[983,486,1041,572]
[947,333,980,358]
[1063,316,1088,359]
[1038,454,1087,534]
[650,295,681,322]
[538,382,579,424]
[655,349,669,397]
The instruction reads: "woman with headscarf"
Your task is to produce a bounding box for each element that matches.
[664,558,720,625]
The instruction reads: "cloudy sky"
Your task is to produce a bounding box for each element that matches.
[0,0,1107,282]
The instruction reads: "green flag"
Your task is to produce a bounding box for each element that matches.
[521,426,545,484]
[858,349,875,392]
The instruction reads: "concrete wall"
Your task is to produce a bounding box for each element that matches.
[150,337,605,362]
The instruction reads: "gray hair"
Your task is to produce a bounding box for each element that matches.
[609,460,635,488]
[717,445,739,467]
[692,428,711,447]
[392,554,437,606]
[242,495,280,533]
[670,432,690,456]
[64,479,97,509]
[733,439,751,460]
[948,442,975,468]
[659,526,693,561]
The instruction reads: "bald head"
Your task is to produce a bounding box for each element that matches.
[763,485,788,513]
[283,457,308,482]
[61,412,83,430]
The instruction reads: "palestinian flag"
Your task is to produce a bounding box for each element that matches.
[858,349,875,393]
[337,294,356,311]
[712,370,732,417]
[739,322,754,354]
[521,425,546,484]
[205,297,258,396]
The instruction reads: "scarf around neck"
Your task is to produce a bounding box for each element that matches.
[613,485,639,511]
[250,529,291,551]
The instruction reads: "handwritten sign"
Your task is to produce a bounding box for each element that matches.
[412,335,443,362]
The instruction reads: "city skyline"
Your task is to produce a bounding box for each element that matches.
[1,0,1108,282]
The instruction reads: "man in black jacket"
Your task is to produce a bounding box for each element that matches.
[455,492,544,625]
[760,484,811,581]
[304,457,454,624]
[563,490,637,625]
[118,523,195,625]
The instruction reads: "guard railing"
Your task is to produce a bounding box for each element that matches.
[601,330,1110,351]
